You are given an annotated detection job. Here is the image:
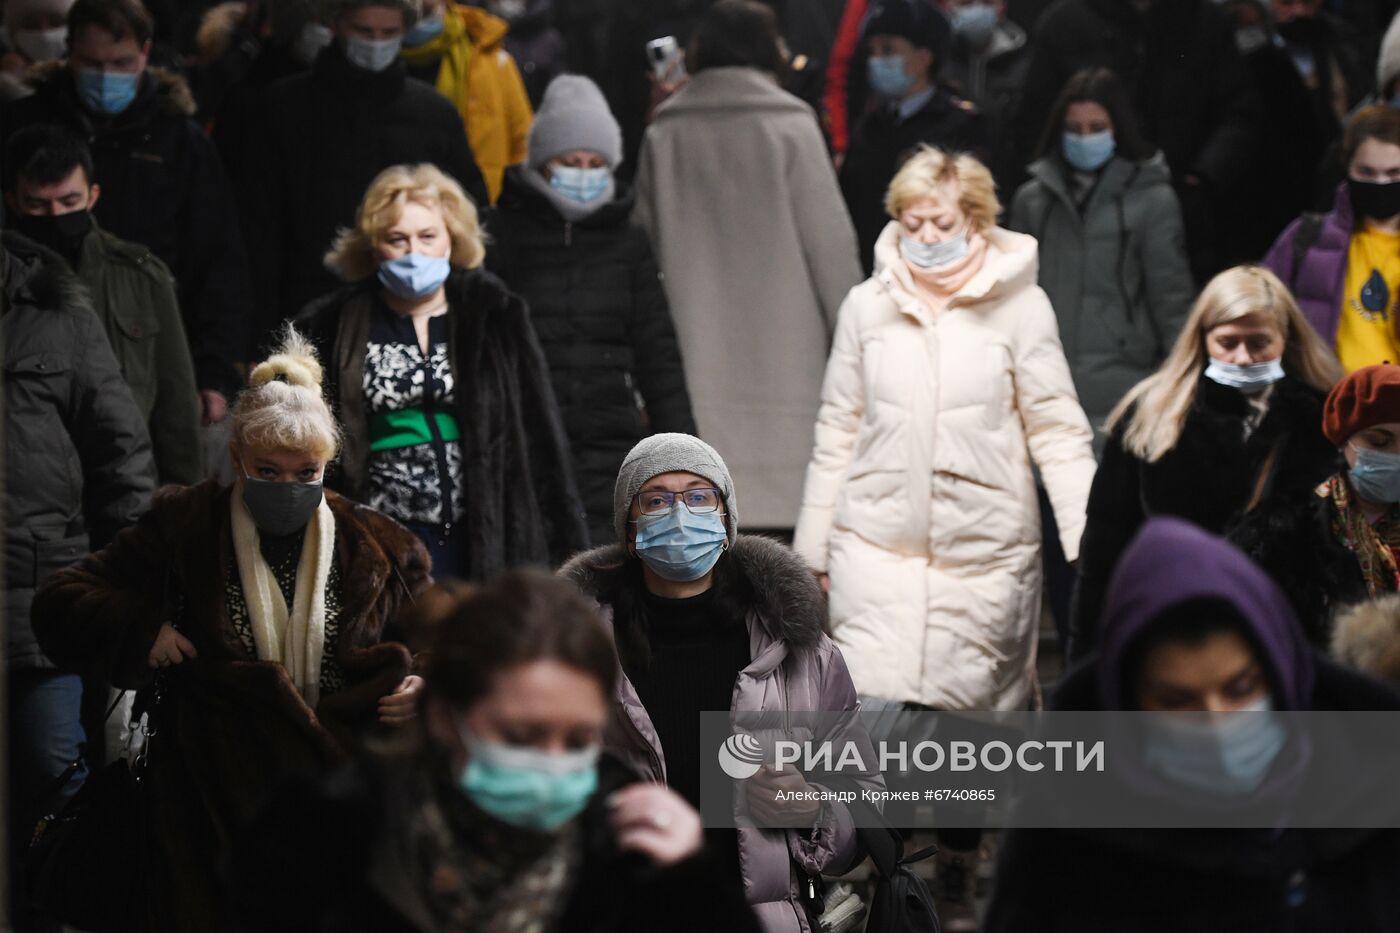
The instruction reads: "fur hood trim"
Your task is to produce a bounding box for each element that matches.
[2,229,92,317]
[27,60,197,116]
[1332,594,1400,685]
[560,535,825,650]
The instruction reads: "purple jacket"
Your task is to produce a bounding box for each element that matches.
[561,536,883,933]
[1262,185,1355,342]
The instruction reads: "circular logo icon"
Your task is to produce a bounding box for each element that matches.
[717,733,764,780]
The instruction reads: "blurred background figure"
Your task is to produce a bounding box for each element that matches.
[1071,266,1342,660]
[301,163,587,576]
[232,569,762,932]
[633,0,862,533]
[489,74,696,544]
[1265,106,1400,373]
[0,0,74,101]
[1009,67,1193,449]
[465,0,565,105]
[938,0,1030,193]
[793,148,1094,927]
[1270,0,1372,142]
[398,0,532,203]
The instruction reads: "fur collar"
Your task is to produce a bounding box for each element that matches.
[2,229,91,316]
[27,60,197,117]
[560,535,825,650]
[1332,595,1400,687]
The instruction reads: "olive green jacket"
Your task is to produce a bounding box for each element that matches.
[77,225,203,485]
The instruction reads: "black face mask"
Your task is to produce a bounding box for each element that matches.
[1349,177,1400,222]
[12,210,93,264]
[1276,16,1325,44]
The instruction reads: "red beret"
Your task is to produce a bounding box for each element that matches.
[1323,364,1400,446]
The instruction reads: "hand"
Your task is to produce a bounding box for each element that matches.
[378,675,424,726]
[608,783,703,866]
[815,572,830,594]
[199,389,228,426]
[832,151,846,173]
[148,624,197,669]
[746,765,823,827]
[646,62,688,122]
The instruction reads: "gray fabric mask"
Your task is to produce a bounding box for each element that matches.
[241,473,324,536]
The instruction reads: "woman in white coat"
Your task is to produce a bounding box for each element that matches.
[794,147,1096,715]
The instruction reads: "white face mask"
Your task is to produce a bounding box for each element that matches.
[344,34,402,72]
[13,26,67,63]
[1203,357,1285,393]
[900,231,969,270]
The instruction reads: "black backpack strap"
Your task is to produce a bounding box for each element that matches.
[1290,212,1325,292]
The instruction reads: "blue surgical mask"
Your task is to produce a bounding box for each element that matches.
[1143,697,1287,797]
[900,231,968,270]
[378,252,451,300]
[344,34,402,72]
[1062,129,1116,172]
[403,13,444,47]
[549,165,612,204]
[867,54,914,98]
[458,726,599,833]
[952,4,998,48]
[1349,445,1400,504]
[75,67,139,115]
[633,505,728,582]
[1203,357,1285,393]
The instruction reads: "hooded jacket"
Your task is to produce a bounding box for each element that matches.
[1262,184,1356,345]
[3,230,154,671]
[1008,153,1194,439]
[560,536,882,933]
[986,517,1400,933]
[1,62,251,396]
[488,168,696,543]
[942,18,1032,191]
[793,223,1095,710]
[633,66,863,528]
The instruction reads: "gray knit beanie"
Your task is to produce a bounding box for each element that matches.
[527,74,624,170]
[613,434,738,545]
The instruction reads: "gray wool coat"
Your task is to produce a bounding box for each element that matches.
[1008,154,1194,444]
[561,535,883,933]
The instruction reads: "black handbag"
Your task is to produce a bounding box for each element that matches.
[24,680,165,932]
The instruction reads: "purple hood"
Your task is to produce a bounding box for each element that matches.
[1097,516,1316,710]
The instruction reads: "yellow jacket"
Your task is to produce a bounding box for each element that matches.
[401,3,532,203]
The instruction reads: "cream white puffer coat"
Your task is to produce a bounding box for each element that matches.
[792,222,1096,710]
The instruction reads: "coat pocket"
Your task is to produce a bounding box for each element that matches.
[34,534,91,589]
[109,307,160,396]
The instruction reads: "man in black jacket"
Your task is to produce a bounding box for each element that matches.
[1012,0,1260,282]
[0,0,252,423]
[2,229,153,926]
[235,0,488,350]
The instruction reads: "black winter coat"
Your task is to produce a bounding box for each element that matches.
[1071,376,1340,659]
[2,231,154,670]
[1,64,251,397]
[985,656,1400,933]
[297,266,589,577]
[238,46,488,350]
[487,170,697,542]
[1012,0,1258,280]
[229,749,762,933]
[839,86,989,273]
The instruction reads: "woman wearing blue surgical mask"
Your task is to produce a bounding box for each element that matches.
[1073,265,1344,660]
[31,327,433,932]
[300,162,587,577]
[1009,68,1194,452]
[230,569,762,932]
[562,433,881,933]
[489,74,697,545]
[987,516,1400,933]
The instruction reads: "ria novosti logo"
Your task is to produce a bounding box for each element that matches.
[717,733,765,779]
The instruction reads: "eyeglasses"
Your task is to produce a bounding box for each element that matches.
[632,487,724,516]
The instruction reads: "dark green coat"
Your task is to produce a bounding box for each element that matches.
[77,224,203,485]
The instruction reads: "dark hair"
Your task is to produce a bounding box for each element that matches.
[1119,599,1274,709]
[422,570,619,711]
[1036,67,1154,163]
[68,0,154,47]
[688,0,786,77]
[1344,105,1400,167]
[3,125,95,194]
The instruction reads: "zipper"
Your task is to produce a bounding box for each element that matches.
[419,327,455,542]
[564,221,573,248]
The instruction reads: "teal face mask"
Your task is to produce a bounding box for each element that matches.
[1142,697,1286,797]
[457,726,599,832]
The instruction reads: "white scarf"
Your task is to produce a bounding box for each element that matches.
[230,490,335,707]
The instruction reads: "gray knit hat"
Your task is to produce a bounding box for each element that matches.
[527,74,624,170]
[613,434,738,545]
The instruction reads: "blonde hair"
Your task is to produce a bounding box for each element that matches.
[1107,265,1343,462]
[884,146,1001,233]
[324,163,486,281]
[231,324,342,462]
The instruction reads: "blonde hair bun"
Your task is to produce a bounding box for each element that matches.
[248,327,325,391]
[231,324,341,462]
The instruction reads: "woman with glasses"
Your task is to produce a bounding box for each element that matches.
[561,433,881,933]
[300,162,588,578]
[32,329,432,932]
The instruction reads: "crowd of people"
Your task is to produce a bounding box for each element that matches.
[3,0,1400,929]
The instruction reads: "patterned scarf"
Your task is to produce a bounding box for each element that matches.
[1329,475,1400,597]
